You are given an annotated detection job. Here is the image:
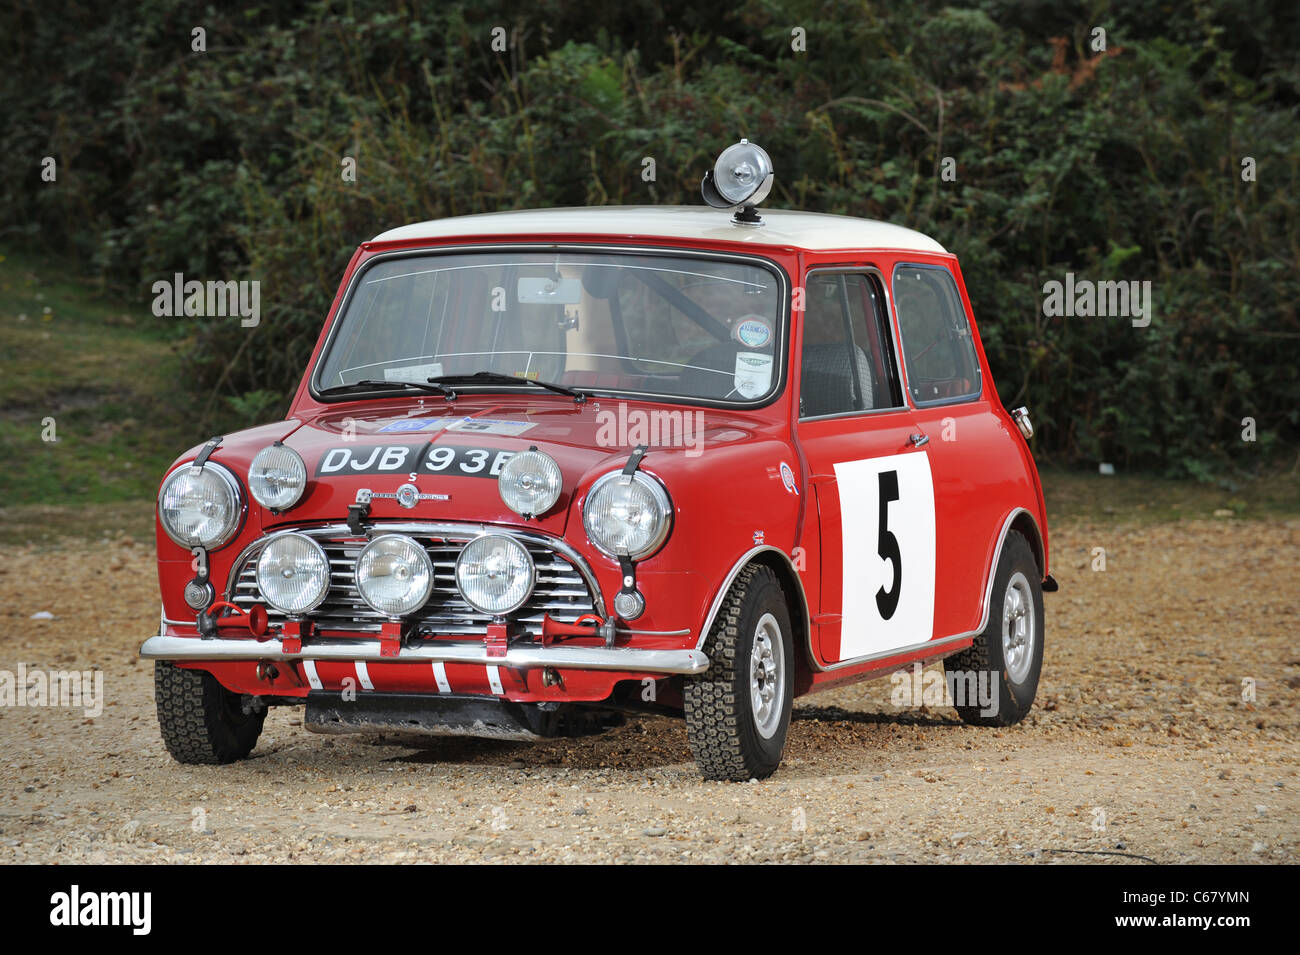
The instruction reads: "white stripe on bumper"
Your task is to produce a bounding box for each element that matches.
[303,660,323,690]
[355,661,374,690]
[432,662,451,693]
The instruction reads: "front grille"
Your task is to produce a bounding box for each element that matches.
[228,528,599,637]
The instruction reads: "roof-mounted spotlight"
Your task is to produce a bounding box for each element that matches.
[701,139,774,225]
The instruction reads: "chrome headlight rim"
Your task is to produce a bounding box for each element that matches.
[248,443,308,512]
[354,533,435,618]
[497,449,563,518]
[712,139,775,206]
[254,531,331,616]
[582,470,674,562]
[157,461,245,551]
[454,533,537,617]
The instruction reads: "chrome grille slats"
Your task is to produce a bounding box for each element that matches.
[229,525,598,637]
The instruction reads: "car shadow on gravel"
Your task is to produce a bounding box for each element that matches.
[343,707,965,774]
[378,736,533,763]
[793,704,964,728]
[361,718,697,771]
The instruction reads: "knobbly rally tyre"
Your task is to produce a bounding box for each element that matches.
[684,564,794,781]
[155,661,266,764]
[944,530,1044,726]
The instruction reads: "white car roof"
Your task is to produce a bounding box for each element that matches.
[370,206,948,254]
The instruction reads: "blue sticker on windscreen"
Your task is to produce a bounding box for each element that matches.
[376,417,453,434]
[734,318,772,348]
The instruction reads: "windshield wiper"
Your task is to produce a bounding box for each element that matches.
[427,371,587,404]
[319,379,457,399]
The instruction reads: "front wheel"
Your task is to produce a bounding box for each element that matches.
[944,530,1044,726]
[684,564,794,781]
[155,661,266,764]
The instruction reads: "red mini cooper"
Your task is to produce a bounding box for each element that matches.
[143,140,1054,781]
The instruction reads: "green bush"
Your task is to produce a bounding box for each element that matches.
[2,0,1297,475]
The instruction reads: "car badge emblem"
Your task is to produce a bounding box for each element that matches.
[356,485,450,508]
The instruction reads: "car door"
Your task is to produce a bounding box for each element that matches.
[890,261,996,638]
[795,268,937,666]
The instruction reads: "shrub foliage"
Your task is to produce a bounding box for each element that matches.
[3,0,1297,473]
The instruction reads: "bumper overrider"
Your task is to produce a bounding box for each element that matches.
[142,521,709,677]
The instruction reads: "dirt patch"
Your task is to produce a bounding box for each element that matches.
[0,519,1296,863]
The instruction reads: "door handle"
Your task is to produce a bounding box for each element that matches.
[909,433,930,447]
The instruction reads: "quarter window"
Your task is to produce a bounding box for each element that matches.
[892,265,981,405]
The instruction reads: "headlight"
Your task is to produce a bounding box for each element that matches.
[255,533,330,615]
[356,535,434,617]
[248,444,307,511]
[582,471,673,560]
[455,535,535,616]
[702,139,775,209]
[498,450,562,517]
[158,463,243,550]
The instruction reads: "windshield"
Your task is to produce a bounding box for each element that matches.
[313,249,785,404]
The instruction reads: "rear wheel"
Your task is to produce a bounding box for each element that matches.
[944,531,1043,726]
[684,565,794,781]
[155,661,265,764]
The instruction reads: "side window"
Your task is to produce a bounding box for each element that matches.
[800,272,903,418]
[892,265,982,405]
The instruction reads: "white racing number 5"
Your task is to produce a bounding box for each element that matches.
[833,452,936,660]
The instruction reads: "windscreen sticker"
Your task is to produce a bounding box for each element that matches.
[383,362,443,384]
[733,316,773,349]
[316,444,515,477]
[376,417,455,434]
[446,417,537,436]
[733,352,774,399]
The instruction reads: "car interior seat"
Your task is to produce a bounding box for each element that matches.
[800,343,874,417]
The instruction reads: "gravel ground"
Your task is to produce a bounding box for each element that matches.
[1,518,1296,864]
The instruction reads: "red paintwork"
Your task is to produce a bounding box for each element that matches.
[157,226,1049,710]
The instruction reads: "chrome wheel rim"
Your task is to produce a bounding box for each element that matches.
[1001,571,1035,684]
[749,612,785,739]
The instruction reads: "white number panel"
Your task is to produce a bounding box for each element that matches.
[833,451,936,660]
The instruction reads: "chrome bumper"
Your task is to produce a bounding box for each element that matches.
[139,635,709,675]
